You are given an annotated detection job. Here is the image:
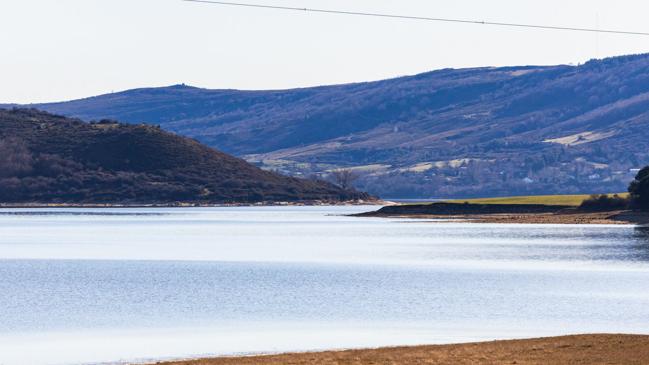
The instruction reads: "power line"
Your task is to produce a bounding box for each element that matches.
[182,0,649,37]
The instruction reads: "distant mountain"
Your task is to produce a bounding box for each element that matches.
[12,53,649,198]
[0,109,368,204]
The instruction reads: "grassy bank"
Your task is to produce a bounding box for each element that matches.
[153,334,649,365]
[447,193,629,206]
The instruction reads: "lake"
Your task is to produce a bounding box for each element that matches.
[1,206,649,365]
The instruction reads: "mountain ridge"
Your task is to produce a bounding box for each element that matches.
[9,53,649,198]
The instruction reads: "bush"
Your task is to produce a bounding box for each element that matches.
[629,166,649,211]
[579,194,629,211]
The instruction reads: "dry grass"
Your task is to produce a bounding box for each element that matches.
[544,131,617,146]
[152,334,649,365]
[446,193,629,207]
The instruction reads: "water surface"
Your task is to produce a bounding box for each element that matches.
[1,206,648,365]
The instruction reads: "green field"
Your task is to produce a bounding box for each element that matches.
[446,193,629,207]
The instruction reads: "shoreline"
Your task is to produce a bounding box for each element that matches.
[0,200,383,209]
[149,334,649,365]
[371,210,649,225]
[355,203,649,225]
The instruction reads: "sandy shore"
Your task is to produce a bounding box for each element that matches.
[398,211,649,224]
[472,210,649,224]
[151,334,649,365]
[363,210,649,225]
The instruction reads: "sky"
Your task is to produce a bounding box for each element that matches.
[2,0,649,104]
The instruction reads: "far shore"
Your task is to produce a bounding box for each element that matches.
[355,202,649,225]
[0,200,383,209]
[150,334,649,365]
[367,210,649,225]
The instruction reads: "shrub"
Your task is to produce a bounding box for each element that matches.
[579,194,629,211]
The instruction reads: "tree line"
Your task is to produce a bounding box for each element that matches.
[580,166,649,211]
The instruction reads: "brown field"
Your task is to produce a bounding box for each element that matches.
[153,334,649,365]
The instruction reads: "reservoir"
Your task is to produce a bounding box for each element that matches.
[1,206,648,365]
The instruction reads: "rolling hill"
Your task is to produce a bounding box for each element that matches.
[0,109,368,204]
[10,53,649,198]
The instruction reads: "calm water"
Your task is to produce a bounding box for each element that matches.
[1,206,649,365]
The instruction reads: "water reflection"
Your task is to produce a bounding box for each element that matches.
[1,207,649,365]
[632,226,649,261]
[0,211,167,216]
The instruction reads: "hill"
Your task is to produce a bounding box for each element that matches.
[0,109,368,204]
[11,53,649,198]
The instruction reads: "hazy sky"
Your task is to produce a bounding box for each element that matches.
[2,0,649,103]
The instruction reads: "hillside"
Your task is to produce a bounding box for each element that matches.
[11,53,649,198]
[0,109,368,204]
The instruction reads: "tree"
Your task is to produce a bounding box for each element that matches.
[629,166,649,210]
[330,168,359,190]
[0,138,33,178]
